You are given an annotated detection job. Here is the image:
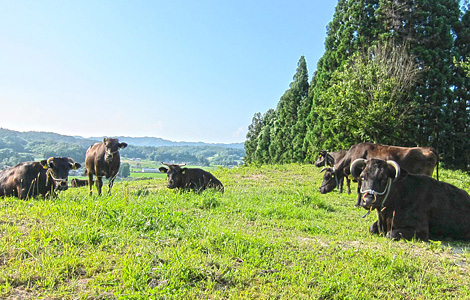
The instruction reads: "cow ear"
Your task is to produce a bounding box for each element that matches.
[72,162,81,170]
[159,167,168,173]
[181,168,188,174]
[119,142,128,149]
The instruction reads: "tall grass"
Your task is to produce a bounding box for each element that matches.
[0,164,469,299]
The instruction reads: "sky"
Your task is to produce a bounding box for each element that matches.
[0,1,337,144]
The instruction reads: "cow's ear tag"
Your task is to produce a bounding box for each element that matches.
[43,165,49,169]
[348,174,355,180]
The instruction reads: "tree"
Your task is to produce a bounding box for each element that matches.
[244,112,263,164]
[305,0,383,157]
[315,41,420,147]
[119,163,131,178]
[270,56,309,163]
[254,109,276,164]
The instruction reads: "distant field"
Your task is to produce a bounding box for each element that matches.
[1,164,470,299]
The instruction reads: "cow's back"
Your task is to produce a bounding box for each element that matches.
[391,174,470,240]
[183,168,224,192]
[337,143,437,176]
[0,162,47,197]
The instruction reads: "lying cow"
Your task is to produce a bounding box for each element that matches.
[159,162,224,193]
[319,142,439,206]
[0,157,80,199]
[85,138,127,195]
[315,150,351,194]
[71,178,89,187]
[350,158,470,241]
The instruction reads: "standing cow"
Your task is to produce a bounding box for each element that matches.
[0,157,80,199]
[159,162,224,193]
[350,158,470,241]
[85,138,127,196]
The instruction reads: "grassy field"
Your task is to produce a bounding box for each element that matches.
[1,164,470,299]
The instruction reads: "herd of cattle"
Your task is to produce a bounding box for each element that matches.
[1,138,469,242]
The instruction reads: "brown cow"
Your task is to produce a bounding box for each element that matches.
[71,178,89,187]
[315,150,351,194]
[0,157,80,199]
[85,138,127,195]
[350,158,470,241]
[319,142,439,206]
[159,162,224,193]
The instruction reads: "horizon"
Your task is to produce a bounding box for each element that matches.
[0,127,245,145]
[0,1,336,144]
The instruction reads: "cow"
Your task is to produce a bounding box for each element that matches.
[71,178,89,187]
[85,138,127,196]
[0,157,80,199]
[315,150,351,194]
[159,162,224,193]
[319,142,439,206]
[350,158,470,241]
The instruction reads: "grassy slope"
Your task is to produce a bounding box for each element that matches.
[0,164,469,299]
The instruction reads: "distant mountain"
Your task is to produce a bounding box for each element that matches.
[0,128,244,149]
[87,136,245,149]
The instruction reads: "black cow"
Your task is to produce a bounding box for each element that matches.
[71,178,89,187]
[350,158,470,241]
[85,138,127,195]
[315,150,351,194]
[0,157,80,199]
[319,142,439,206]
[159,162,224,193]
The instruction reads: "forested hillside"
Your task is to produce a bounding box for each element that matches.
[245,0,470,172]
[0,128,244,167]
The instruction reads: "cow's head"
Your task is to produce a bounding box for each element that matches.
[314,150,329,167]
[103,138,127,162]
[40,157,81,191]
[159,162,187,189]
[319,167,337,194]
[350,158,404,210]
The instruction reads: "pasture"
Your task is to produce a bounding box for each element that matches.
[1,164,470,299]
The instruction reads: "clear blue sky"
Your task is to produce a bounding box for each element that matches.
[0,1,336,143]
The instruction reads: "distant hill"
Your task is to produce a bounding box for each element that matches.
[0,128,245,167]
[87,136,245,149]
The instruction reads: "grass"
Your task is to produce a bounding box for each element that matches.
[1,164,470,299]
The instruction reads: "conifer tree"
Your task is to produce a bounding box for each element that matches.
[244,112,263,164]
[270,56,309,163]
[254,109,276,164]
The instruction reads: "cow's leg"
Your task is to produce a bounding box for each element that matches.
[355,183,361,207]
[88,173,94,196]
[369,221,380,235]
[338,177,344,193]
[108,175,116,195]
[96,176,103,196]
[346,177,351,194]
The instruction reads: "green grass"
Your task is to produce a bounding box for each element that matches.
[1,164,470,299]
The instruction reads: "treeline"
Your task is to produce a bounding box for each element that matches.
[245,0,470,172]
[0,129,244,168]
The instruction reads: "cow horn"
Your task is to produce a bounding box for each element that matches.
[161,162,186,167]
[386,160,400,181]
[47,157,54,166]
[350,159,367,178]
[320,167,332,173]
